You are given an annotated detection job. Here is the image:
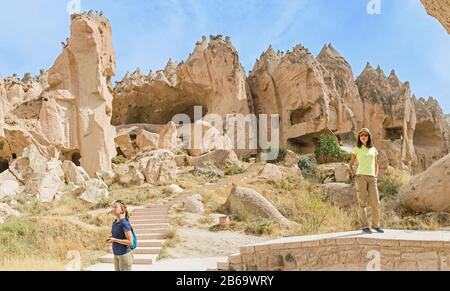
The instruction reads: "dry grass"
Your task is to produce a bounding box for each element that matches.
[0,217,110,270]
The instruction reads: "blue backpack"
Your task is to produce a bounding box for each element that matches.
[130,227,138,250]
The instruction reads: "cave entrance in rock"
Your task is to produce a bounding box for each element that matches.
[385,127,403,141]
[62,150,82,167]
[130,102,209,125]
[290,107,314,126]
[287,132,321,154]
[413,121,444,151]
[0,158,9,173]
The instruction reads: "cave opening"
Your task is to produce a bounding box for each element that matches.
[385,127,403,141]
[290,107,313,126]
[0,158,9,173]
[287,132,320,154]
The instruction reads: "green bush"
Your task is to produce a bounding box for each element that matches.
[298,155,317,179]
[112,155,127,164]
[224,165,246,176]
[315,134,342,163]
[378,176,402,199]
[245,218,276,236]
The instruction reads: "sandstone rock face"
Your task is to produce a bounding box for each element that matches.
[225,185,290,227]
[141,150,177,185]
[249,44,356,154]
[80,178,109,204]
[356,64,417,172]
[421,0,450,34]
[413,97,450,172]
[401,154,450,212]
[282,150,300,167]
[112,36,253,126]
[39,13,117,177]
[320,183,356,209]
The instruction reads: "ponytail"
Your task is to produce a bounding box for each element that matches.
[125,210,130,221]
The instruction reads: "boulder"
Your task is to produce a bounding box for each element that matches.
[179,120,233,157]
[187,149,240,170]
[0,203,21,224]
[225,185,290,227]
[316,163,350,184]
[258,163,283,180]
[10,145,65,202]
[114,163,145,185]
[136,129,159,150]
[0,180,20,199]
[184,194,204,214]
[96,170,117,186]
[334,163,350,183]
[401,154,450,212]
[62,160,89,186]
[115,134,136,158]
[320,183,356,209]
[282,150,299,167]
[80,179,109,204]
[167,184,184,194]
[159,121,179,152]
[142,150,177,185]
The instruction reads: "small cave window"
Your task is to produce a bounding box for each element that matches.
[12,153,17,160]
[0,158,9,173]
[71,152,81,167]
[385,127,403,141]
[290,107,313,126]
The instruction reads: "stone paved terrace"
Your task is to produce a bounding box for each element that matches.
[216,230,450,271]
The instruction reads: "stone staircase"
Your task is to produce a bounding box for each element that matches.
[85,193,190,271]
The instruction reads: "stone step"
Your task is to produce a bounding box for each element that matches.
[131,219,169,224]
[138,239,165,247]
[132,211,168,215]
[130,215,169,220]
[134,228,167,235]
[132,247,162,255]
[137,233,166,240]
[99,253,158,265]
[133,224,169,230]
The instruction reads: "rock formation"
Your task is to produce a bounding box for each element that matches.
[421,0,450,34]
[40,13,117,177]
[356,64,417,172]
[112,35,253,126]
[401,153,450,212]
[112,35,256,157]
[249,44,356,154]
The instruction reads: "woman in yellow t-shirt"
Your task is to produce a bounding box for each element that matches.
[349,128,384,234]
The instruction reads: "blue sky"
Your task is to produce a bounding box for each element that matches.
[1,0,449,113]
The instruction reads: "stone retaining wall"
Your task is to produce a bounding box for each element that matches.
[219,230,450,271]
